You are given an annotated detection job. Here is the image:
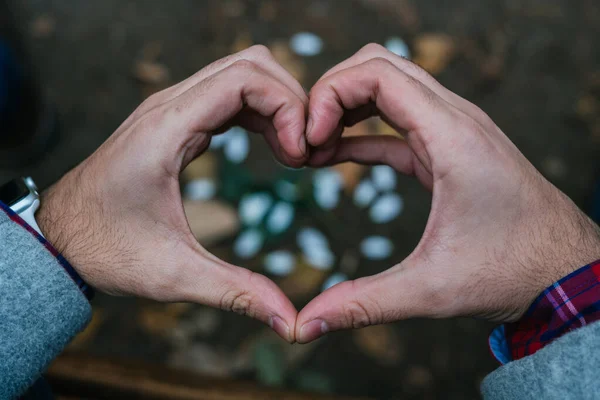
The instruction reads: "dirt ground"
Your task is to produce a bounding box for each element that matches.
[3,0,600,399]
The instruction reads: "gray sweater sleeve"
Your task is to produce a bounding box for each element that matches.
[0,210,91,399]
[482,320,600,400]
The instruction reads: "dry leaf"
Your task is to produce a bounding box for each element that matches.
[182,152,217,182]
[30,14,56,38]
[222,0,246,18]
[141,41,163,61]
[231,32,254,53]
[404,365,434,388]
[169,343,233,377]
[353,325,403,365]
[542,156,567,179]
[375,119,405,138]
[333,121,372,192]
[576,95,598,120]
[184,200,239,245]
[279,258,328,300]
[259,0,278,21]
[68,309,104,350]
[133,60,170,85]
[592,121,600,143]
[138,303,191,337]
[413,33,456,75]
[269,41,306,84]
[335,163,364,194]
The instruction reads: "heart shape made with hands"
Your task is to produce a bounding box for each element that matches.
[45,44,587,348]
[189,43,586,344]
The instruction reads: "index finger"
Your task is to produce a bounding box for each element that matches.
[307,58,457,172]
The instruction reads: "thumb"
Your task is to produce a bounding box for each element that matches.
[178,246,298,342]
[295,263,437,343]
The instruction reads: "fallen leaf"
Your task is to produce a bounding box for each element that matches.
[231,32,254,53]
[375,119,405,139]
[138,303,191,337]
[542,156,567,179]
[353,325,403,365]
[140,41,163,62]
[222,0,246,18]
[358,0,420,33]
[133,60,170,85]
[169,343,233,377]
[413,33,456,75]
[68,309,104,350]
[182,152,217,182]
[576,95,598,120]
[279,257,328,300]
[184,200,239,246]
[168,306,221,346]
[254,338,286,387]
[269,41,306,84]
[259,0,278,21]
[30,14,56,38]
[404,365,434,388]
[333,121,372,192]
[591,121,600,143]
[293,370,334,394]
[188,307,222,336]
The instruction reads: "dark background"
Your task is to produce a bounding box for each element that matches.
[2,1,600,399]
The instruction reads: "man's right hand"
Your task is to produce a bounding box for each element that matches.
[36,46,308,342]
[296,44,600,343]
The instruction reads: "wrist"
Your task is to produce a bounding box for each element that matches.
[510,189,600,320]
[36,172,91,279]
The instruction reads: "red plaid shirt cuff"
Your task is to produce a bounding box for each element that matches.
[490,259,600,363]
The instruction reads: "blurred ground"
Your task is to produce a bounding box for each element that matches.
[3,0,600,399]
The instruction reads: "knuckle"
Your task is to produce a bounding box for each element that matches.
[468,104,494,126]
[366,57,395,72]
[458,111,486,137]
[133,91,165,118]
[136,104,168,130]
[218,270,265,319]
[229,59,259,76]
[402,59,435,81]
[220,288,255,317]
[245,44,272,59]
[340,281,382,329]
[359,42,387,56]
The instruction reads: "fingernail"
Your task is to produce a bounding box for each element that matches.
[269,316,291,341]
[298,134,307,157]
[306,117,314,141]
[299,319,328,343]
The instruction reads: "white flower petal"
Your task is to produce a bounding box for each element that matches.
[275,180,299,202]
[360,236,394,260]
[209,132,231,150]
[224,128,249,164]
[314,187,340,210]
[385,37,410,59]
[353,179,378,208]
[303,245,335,270]
[322,272,348,291]
[369,193,404,224]
[239,192,273,226]
[290,32,324,57]
[371,165,397,192]
[184,179,216,201]
[297,227,329,251]
[264,250,296,277]
[234,229,264,259]
[266,202,295,234]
